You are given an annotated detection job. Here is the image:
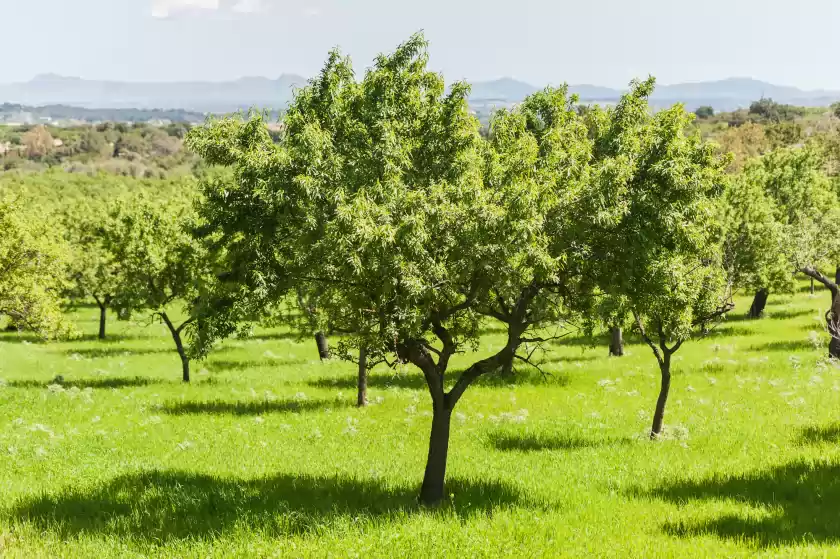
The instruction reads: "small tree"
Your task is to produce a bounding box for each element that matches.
[63,201,123,339]
[585,79,732,439]
[745,146,840,356]
[831,102,840,120]
[0,199,74,339]
[695,106,714,119]
[720,171,792,318]
[102,193,209,381]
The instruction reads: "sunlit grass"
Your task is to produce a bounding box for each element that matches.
[1,286,839,557]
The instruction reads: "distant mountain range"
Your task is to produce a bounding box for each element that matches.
[1,74,839,115]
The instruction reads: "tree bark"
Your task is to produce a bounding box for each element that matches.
[419,404,452,506]
[811,278,815,295]
[799,267,840,360]
[650,354,672,439]
[161,312,190,383]
[609,327,624,357]
[315,331,330,360]
[97,303,107,340]
[836,267,840,286]
[829,290,840,360]
[748,288,769,319]
[357,347,368,407]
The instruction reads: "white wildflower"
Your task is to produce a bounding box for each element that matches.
[455,412,467,423]
[254,416,265,424]
[91,416,101,423]
[404,405,417,415]
[686,385,696,392]
[47,384,65,394]
[294,391,307,401]
[176,440,194,451]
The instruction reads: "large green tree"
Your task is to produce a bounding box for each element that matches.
[188,34,594,505]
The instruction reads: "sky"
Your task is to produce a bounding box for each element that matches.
[2,0,839,89]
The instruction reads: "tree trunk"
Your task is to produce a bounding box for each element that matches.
[357,347,368,407]
[315,331,330,360]
[161,312,190,383]
[650,354,671,439]
[835,267,840,286]
[97,303,107,340]
[748,288,769,319]
[811,278,815,295]
[609,327,624,357]
[419,405,452,506]
[829,289,840,360]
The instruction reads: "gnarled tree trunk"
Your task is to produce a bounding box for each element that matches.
[419,403,452,505]
[161,312,191,383]
[357,347,368,407]
[748,288,769,319]
[799,267,840,360]
[651,353,671,438]
[315,331,330,360]
[609,327,624,357]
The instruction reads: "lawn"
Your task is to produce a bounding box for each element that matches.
[1,286,839,557]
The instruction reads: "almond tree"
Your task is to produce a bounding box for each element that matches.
[585,79,733,439]
[744,146,840,356]
[187,34,594,505]
[0,198,74,339]
[100,192,210,381]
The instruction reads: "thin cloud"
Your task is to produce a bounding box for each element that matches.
[151,0,220,18]
[151,0,324,19]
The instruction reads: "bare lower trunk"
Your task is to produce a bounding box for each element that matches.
[161,312,190,383]
[650,356,672,439]
[419,405,452,506]
[748,288,769,319]
[811,278,815,295]
[357,347,368,407]
[836,267,840,286]
[98,304,107,340]
[829,290,840,360]
[315,331,330,360]
[609,327,624,357]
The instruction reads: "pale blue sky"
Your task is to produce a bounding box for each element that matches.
[2,0,839,89]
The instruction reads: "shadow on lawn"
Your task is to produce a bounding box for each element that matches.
[749,340,816,353]
[62,347,172,359]
[205,357,309,372]
[487,431,634,452]
[799,424,840,444]
[7,470,530,541]
[162,398,346,416]
[309,369,570,391]
[642,460,840,547]
[8,377,159,389]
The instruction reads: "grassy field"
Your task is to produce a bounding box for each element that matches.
[1,286,839,557]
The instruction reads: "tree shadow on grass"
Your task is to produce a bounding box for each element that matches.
[641,460,840,547]
[7,470,531,542]
[749,340,816,353]
[62,347,172,358]
[799,424,840,444]
[487,431,634,452]
[309,369,570,392]
[161,398,346,416]
[205,357,309,372]
[8,377,159,389]
[766,308,816,321]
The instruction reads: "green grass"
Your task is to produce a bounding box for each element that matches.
[2,287,840,557]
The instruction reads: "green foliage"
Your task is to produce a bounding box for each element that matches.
[99,191,207,328]
[749,98,806,124]
[695,106,714,119]
[720,172,791,295]
[744,146,840,273]
[584,78,732,345]
[0,199,74,339]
